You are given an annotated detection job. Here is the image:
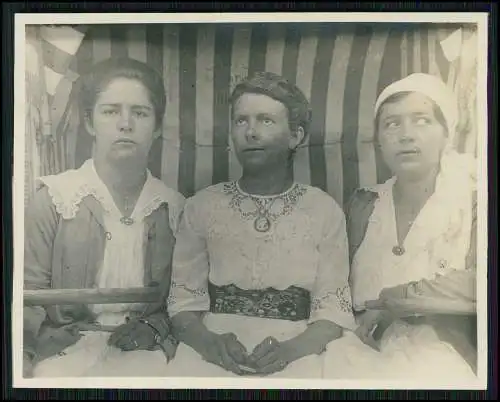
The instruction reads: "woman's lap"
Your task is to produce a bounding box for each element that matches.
[323,324,477,381]
[164,343,322,378]
[165,314,324,378]
[33,332,169,378]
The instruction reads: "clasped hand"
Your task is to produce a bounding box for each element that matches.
[108,318,160,351]
[202,333,293,376]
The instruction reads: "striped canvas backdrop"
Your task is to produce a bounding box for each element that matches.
[25,22,478,207]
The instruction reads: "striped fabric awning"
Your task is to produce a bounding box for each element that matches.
[25,22,478,207]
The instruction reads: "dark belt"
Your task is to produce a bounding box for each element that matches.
[208,282,311,321]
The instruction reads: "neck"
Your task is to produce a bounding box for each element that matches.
[239,164,293,196]
[394,166,439,204]
[93,155,148,196]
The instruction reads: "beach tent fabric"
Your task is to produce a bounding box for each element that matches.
[24,22,478,208]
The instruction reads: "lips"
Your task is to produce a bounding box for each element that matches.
[243,148,265,153]
[397,149,420,156]
[114,139,136,145]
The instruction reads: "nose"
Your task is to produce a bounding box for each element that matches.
[399,119,416,143]
[244,120,259,141]
[117,109,133,132]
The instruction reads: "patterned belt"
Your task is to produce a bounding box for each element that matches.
[208,282,311,321]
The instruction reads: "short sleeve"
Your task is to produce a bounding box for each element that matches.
[309,199,357,331]
[167,197,211,317]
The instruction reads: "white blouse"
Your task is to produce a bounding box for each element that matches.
[351,172,474,312]
[38,159,185,326]
[167,181,357,331]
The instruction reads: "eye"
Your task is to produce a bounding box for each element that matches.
[384,120,400,130]
[415,117,432,126]
[262,118,274,126]
[134,110,149,118]
[102,109,118,116]
[234,118,247,126]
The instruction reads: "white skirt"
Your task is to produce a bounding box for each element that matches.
[164,313,325,378]
[33,331,170,378]
[323,321,477,381]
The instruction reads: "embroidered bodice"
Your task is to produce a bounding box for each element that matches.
[168,181,356,331]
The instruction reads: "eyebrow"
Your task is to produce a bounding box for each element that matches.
[233,112,279,118]
[98,103,153,110]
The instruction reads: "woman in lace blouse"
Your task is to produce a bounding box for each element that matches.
[23,57,185,377]
[165,72,356,378]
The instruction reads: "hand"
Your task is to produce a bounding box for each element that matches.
[23,353,34,378]
[199,332,248,375]
[379,283,411,301]
[108,319,158,351]
[36,323,83,361]
[247,336,295,376]
[354,310,393,351]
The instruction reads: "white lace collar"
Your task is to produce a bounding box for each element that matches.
[37,159,184,229]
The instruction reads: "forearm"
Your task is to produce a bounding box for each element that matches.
[380,270,476,303]
[283,319,342,361]
[23,305,47,361]
[170,311,214,354]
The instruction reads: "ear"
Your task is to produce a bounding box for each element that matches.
[289,126,305,151]
[84,112,96,138]
[153,128,162,140]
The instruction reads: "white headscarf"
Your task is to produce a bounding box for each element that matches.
[374,72,476,191]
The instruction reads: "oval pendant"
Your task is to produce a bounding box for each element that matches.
[120,216,135,226]
[392,245,405,256]
[254,216,271,232]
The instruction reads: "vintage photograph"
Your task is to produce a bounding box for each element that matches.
[13,12,489,389]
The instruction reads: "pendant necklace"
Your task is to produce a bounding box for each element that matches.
[120,195,135,226]
[238,180,290,233]
[252,197,279,233]
[392,245,405,256]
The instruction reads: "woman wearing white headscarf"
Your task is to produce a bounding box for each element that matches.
[323,73,478,381]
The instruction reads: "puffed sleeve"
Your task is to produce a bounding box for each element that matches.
[167,196,211,317]
[309,199,357,332]
[23,185,59,358]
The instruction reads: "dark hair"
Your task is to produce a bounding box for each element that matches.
[374,91,448,142]
[229,72,312,143]
[78,57,166,130]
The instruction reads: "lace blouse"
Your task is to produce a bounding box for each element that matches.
[167,181,356,331]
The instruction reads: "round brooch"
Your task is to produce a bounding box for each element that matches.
[392,245,405,256]
[254,216,271,232]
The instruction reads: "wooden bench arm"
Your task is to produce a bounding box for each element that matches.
[23,287,162,306]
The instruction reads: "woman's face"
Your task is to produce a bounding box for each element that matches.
[377,92,448,179]
[85,77,158,164]
[230,93,303,172]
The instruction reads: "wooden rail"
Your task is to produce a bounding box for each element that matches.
[364,297,477,316]
[23,287,161,306]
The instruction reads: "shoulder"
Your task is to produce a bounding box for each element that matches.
[184,182,233,208]
[147,176,186,212]
[300,184,343,213]
[34,161,95,219]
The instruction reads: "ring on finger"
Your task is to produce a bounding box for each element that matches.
[268,337,278,346]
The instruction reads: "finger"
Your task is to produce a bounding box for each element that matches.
[249,338,277,362]
[107,324,129,346]
[358,332,381,351]
[255,350,279,368]
[257,359,287,375]
[226,341,248,364]
[112,329,139,350]
[218,342,242,375]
